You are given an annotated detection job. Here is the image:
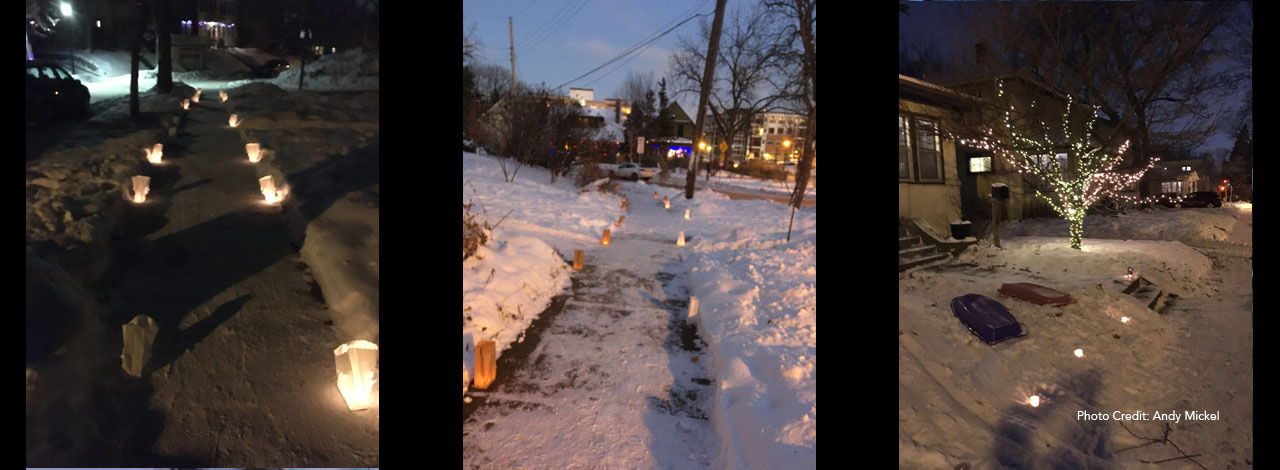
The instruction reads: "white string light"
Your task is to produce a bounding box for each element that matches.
[946,78,1161,249]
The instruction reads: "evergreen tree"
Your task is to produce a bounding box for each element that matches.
[1224,123,1252,188]
[623,89,656,160]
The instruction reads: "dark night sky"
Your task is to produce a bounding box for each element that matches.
[899,1,1251,155]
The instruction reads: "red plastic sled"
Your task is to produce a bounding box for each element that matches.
[998,282,1075,306]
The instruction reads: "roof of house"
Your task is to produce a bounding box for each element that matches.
[899,74,984,109]
[662,102,694,124]
[942,71,1091,110]
[580,107,625,142]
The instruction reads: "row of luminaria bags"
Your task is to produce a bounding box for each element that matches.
[119,88,379,411]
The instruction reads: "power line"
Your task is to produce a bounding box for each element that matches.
[514,0,579,50]
[555,2,710,90]
[518,0,590,54]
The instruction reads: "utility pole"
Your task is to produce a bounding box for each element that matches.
[684,0,728,199]
[509,17,517,98]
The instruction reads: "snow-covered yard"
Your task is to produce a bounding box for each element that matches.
[901,207,1252,468]
[462,150,816,468]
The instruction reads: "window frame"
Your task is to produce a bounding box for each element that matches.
[899,112,946,184]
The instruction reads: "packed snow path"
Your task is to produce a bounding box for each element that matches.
[26,96,377,466]
[463,186,717,469]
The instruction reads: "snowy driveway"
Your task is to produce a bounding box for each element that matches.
[463,185,717,469]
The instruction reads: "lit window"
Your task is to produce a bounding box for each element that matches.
[969,156,993,173]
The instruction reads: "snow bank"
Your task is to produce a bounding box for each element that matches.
[683,198,817,469]
[301,191,380,343]
[461,234,571,396]
[270,48,379,91]
[461,151,612,398]
[1003,208,1243,244]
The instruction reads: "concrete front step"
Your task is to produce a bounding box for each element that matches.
[899,244,936,258]
[899,252,950,271]
[899,236,920,249]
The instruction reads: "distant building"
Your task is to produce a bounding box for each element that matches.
[745,111,810,166]
[566,88,630,124]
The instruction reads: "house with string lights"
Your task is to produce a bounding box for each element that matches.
[943,70,1105,222]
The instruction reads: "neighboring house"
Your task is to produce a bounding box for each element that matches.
[1139,158,1211,197]
[646,102,697,166]
[899,74,983,238]
[477,96,623,160]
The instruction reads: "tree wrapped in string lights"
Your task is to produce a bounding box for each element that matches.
[956,78,1160,250]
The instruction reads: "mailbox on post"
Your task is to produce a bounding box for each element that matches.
[991,183,1010,200]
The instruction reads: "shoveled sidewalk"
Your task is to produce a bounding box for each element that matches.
[463,186,718,469]
[26,91,377,467]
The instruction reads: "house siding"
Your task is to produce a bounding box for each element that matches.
[899,99,963,236]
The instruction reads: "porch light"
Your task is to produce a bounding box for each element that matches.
[334,340,378,411]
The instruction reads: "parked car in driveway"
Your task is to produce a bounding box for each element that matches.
[26,60,90,122]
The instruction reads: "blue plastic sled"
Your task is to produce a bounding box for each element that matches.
[950,293,1025,345]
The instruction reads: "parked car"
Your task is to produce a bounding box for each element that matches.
[253,59,291,78]
[601,162,655,181]
[26,60,90,122]
[1177,191,1223,208]
[1154,191,1222,208]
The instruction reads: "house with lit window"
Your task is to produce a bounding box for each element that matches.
[646,102,696,167]
[899,74,983,252]
[943,70,1100,222]
[1138,158,1211,198]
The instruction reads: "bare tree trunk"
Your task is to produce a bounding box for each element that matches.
[154,0,172,92]
[684,0,729,200]
[130,3,145,119]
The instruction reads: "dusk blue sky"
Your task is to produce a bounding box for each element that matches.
[900,1,1251,155]
[463,0,715,113]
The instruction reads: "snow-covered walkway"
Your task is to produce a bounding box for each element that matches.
[463,185,717,469]
[26,91,378,466]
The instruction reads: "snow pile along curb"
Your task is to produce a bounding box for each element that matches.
[687,225,817,470]
[462,236,572,397]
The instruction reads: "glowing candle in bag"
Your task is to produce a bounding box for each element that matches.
[130,175,150,203]
[246,143,261,163]
[181,99,190,110]
[334,340,378,410]
[220,90,228,102]
[685,208,690,220]
[146,144,163,164]
[677,231,685,246]
[229,114,240,127]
